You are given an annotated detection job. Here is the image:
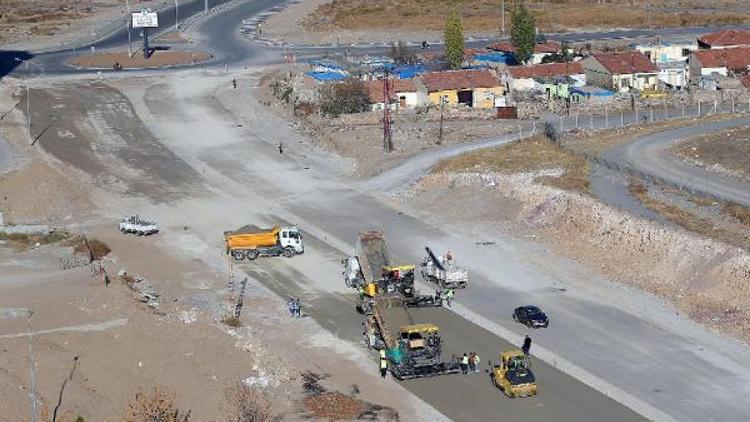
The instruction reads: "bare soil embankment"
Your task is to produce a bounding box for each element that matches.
[670,125,750,183]
[264,0,750,45]
[398,135,750,343]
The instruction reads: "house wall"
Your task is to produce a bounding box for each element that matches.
[581,57,614,90]
[531,52,552,65]
[636,43,696,63]
[396,91,420,108]
[658,68,687,88]
[612,74,634,92]
[701,67,728,76]
[633,73,659,90]
[473,86,505,108]
[509,78,539,92]
[428,90,459,106]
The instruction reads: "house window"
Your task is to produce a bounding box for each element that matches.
[399,95,407,108]
[682,48,691,57]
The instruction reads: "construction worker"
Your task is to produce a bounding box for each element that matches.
[473,353,481,373]
[380,357,388,378]
[278,142,283,154]
[444,288,455,307]
[468,352,476,373]
[460,353,469,374]
[287,298,295,317]
[379,349,387,360]
[232,78,237,89]
[522,335,532,356]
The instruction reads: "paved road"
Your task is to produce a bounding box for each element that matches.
[603,117,750,206]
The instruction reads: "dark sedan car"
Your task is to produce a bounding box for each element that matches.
[513,305,549,328]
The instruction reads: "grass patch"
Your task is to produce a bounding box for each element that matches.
[434,135,590,194]
[723,202,750,227]
[222,315,242,327]
[629,180,750,249]
[304,0,750,32]
[0,230,70,251]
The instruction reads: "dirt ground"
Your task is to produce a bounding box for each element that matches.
[263,0,750,45]
[670,125,750,183]
[259,70,521,177]
[71,51,212,70]
[0,0,164,51]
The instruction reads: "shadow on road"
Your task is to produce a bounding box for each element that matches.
[0,50,34,79]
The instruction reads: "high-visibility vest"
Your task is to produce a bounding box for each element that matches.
[461,355,469,365]
[380,349,386,359]
[474,355,480,365]
[380,358,388,369]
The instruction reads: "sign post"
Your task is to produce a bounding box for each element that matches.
[132,9,159,59]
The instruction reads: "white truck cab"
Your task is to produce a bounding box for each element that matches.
[280,226,304,254]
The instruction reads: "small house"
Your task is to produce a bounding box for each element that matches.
[364,79,420,111]
[688,47,750,82]
[635,41,697,64]
[581,52,659,92]
[420,69,503,108]
[506,62,586,95]
[698,29,750,49]
[487,41,562,64]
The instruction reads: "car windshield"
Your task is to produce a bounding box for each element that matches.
[526,307,541,315]
[505,369,535,385]
[288,231,300,239]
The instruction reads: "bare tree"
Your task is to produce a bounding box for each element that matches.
[224,382,272,422]
[122,387,190,422]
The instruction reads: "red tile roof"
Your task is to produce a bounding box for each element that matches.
[420,69,500,91]
[591,52,658,74]
[364,79,417,103]
[691,47,750,71]
[698,29,750,48]
[487,41,561,54]
[508,62,584,79]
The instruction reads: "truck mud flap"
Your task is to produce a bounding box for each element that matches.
[391,362,461,380]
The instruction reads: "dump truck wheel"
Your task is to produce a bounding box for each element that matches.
[282,247,294,258]
[231,250,246,260]
[246,250,259,260]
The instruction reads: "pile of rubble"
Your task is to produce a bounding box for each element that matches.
[118,270,160,312]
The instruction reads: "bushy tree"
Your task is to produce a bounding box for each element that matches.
[319,79,370,117]
[444,12,465,70]
[511,3,536,64]
[224,382,272,422]
[122,387,190,422]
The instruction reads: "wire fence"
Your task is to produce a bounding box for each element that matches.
[517,98,750,205]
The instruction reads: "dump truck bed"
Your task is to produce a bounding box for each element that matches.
[357,231,390,283]
[225,225,279,249]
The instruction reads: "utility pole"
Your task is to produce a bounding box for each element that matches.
[501,0,505,34]
[205,0,208,13]
[15,58,31,145]
[174,0,179,32]
[438,97,445,144]
[126,0,132,57]
[27,310,37,422]
[383,72,392,153]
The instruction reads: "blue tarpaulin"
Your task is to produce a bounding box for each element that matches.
[473,52,515,65]
[392,64,425,79]
[570,87,614,97]
[306,71,348,82]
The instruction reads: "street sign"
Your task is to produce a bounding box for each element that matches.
[132,10,158,28]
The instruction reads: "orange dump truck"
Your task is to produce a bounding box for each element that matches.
[224,225,304,260]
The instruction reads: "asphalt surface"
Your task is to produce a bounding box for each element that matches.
[604,117,750,206]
